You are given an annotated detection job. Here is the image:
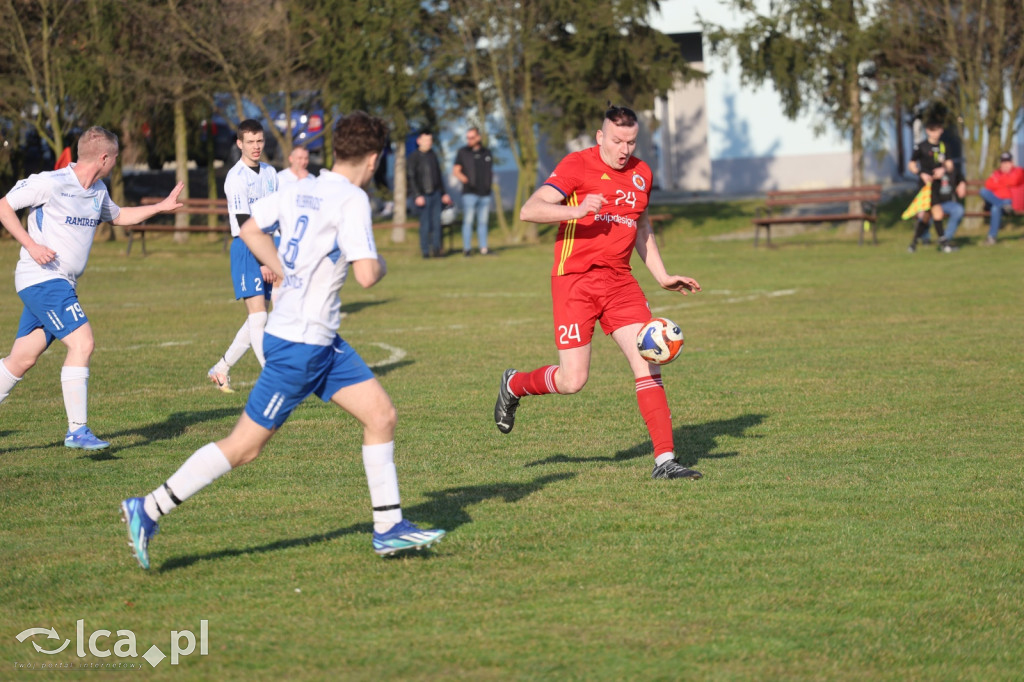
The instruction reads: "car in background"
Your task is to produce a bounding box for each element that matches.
[272,109,325,152]
[268,92,326,154]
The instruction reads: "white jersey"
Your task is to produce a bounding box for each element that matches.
[6,165,119,292]
[276,168,312,188]
[250,168,378,346]
[225,159,278,236]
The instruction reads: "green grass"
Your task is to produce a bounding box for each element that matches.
[1,213,1023,680]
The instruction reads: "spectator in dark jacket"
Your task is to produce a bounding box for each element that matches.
[453,127,494,256]
[407,130,451,258]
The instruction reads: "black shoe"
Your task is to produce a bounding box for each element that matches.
[652,458,703,480]
[463,250,472,257]
[494,369,520,434]
[907,243,917,253]
[938,241,959,253]
[422,253,431,259]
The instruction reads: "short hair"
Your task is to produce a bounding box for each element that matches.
[77,126,118,160]
[925,120,944,130]
[333,111,389,162]
[237,119,264,140]
[604,105,638,127]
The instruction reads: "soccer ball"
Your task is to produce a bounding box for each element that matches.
[636,317,685,365]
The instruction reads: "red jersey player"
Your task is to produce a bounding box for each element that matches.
[493,106,703,480]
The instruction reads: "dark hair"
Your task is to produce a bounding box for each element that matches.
[237,119,264,140]
[604,105,638,127]
[333,111,389,162]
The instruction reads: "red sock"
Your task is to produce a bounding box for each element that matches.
[509,366,560,397]
[635,375,674,458]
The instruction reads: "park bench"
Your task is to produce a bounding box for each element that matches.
[126,197,230,255]
[752,185,882,247]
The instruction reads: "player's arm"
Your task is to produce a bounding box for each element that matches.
[239,217,283,281]
[0,196,56,264]
[519,184,603,224]
[634,211,700,295]
[351,256,387,289]
[114,183,184,226]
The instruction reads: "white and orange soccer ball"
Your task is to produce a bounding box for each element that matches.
[636,317,685,365]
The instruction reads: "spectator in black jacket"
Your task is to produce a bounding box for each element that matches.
[453,127,494,256]
[407,130,451,258]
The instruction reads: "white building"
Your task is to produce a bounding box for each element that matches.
[648,0,901,195]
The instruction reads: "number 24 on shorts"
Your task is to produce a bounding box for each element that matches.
[558,323,581,346]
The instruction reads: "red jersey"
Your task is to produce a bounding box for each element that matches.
[544,146,652,277]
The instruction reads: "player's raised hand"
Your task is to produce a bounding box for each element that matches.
[160,182,185,212]
[661,275,701,295]
[576,193,605,218]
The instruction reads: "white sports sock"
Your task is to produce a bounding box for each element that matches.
[363,441,402,533]
[61,366,90,431]
[145,442,232,519]
[0,358,21,405]
[654,452,675,466]
[248,311,268,367]
[222,321,251,368]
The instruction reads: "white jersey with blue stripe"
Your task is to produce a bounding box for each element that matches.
[250,168,378,346]
[5,165,120,292]
[225,159,278,236]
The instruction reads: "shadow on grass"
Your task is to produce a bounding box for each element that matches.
[105,408,242,447]
[0,409,241,456]
[340,299,390,317]
[524,413,767,468]
[158,471,575,571]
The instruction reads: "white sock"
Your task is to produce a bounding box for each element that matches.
[144,442,232,519]
[61,366,90,431]
[248,311,268,367]
[654,452,675,466]
[363,441,402,533]
[222,321,252,369]
[0,358,21,404]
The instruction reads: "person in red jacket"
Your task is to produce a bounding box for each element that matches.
[979,152,1024,245]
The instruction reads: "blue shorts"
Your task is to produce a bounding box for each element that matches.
[16,279,88,347]
[230,237,273,300]
[244,333,376,430]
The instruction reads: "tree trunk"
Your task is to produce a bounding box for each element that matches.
[173,95,190,244]
[392,141,408,243]
[847,73,864,234]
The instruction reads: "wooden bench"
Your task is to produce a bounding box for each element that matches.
[753,185,882,247]
[127,197,230,255]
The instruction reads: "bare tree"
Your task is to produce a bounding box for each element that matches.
[439,0,694,243]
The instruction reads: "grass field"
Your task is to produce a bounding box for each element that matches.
[1,210,1022,680]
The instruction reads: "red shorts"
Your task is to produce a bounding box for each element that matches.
[550,268,651,349]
